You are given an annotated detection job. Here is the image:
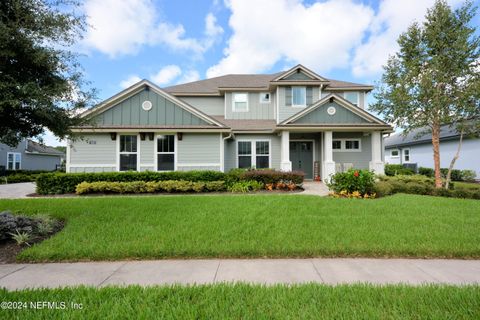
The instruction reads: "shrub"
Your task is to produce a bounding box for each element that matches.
[418,167,434,177]
[240,169,304,185]
[384,164,415,176]
[75,180,227,195]
[9,230,31,246]
[461,170,477,182]
[440,168,463,181]
[373,181,395,197]
[328,169,375,195]
[404,182,433,195]
[227,180,264,193]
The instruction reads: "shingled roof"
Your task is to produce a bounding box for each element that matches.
[164,73,372,95]
[26,140,64,156]
[384,124,471,148]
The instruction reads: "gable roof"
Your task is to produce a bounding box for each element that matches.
[280,94,390,126]
[26,140,64,156]
[271,64,329,82]
[80,80,226,128]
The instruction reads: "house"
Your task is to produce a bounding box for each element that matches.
[67,65,392,181]
[384,124,480,177]
[0,139,65,171]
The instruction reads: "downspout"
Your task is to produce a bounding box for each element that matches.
[222,132,234,172]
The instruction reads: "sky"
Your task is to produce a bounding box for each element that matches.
[41,0,479,146]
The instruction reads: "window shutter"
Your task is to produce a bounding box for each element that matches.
[285,86,292,106]
[306,87,313,105]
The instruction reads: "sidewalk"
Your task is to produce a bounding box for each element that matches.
[0,182,35,199]
[1,258,479,290]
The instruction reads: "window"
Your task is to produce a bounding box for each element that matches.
[292,86,306,107]
[344,92,359,106]
[237,140,270,169]
[391,149,400,158]
[332,139,361,152]
[233,93,248,112]
[259,92,271,103]
[119,135,137,171]
[403,149,410,163]
[157,135,175,171]
[332,140,342,150]
[7,152,21,170]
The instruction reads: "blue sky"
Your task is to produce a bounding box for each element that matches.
[43,0,479,145]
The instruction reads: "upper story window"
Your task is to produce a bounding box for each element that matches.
[344,92,359,106]
[292,86,306,107]
[259,92,271,103]
[232,93,248,112]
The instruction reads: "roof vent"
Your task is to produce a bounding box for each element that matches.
[142,100,152,111]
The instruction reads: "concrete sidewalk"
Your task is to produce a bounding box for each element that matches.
[0,182,35,199]
[1,258,480,290]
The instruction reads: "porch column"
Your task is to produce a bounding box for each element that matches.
[280,130,292,171]
[369,131,385,174]
[323,131,335,182]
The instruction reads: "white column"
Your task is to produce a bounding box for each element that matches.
[280,130,292,171]
[323,131,335,182]
[369,131,385,174]
[65,139,71,173]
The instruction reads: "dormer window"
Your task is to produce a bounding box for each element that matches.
[292,86,306,107]
[259,92,270,103]
[232,93,248,112]
[344,92,359,106]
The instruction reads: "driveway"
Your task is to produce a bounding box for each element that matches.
[0,182,36,199]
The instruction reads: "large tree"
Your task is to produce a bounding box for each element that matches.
[372,0,480,188]
[0,0,95,147]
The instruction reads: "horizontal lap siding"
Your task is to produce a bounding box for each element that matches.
[70,134,116,165]
[178,97,224,116]
[177,134,221,168]
[140,139,154,166]
[225,92,275,120]
[332,132,372,169]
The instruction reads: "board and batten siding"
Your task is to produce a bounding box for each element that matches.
[177,133,221,171]
[177,96,224,116]
[94,88,210,126]
[278,86,319,122]
[292,102,370,124]
[225,92,275,120]
[322,90,366,109]
[332,132,372,170]
[69,134,116,172]
[224,134,281,172]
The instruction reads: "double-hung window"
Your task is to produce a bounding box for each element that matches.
[7,152,21,170]
[232,93,248,112]
[157,135,175,171]
[237,140,270,169]
[403,149,410,163]
[344,92,359,106]
[292,86,306,107]
[119,135,138,171]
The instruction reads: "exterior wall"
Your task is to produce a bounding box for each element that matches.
[224,134,281,172]
[292,102,370,124]
[94,88,209,126]
[225,92,275,120]
[177,96,224,116]
[140,138,155,171]
[283,72,313,80]
[69,134,117,172]
[385,138,480,177]
[278,86,320,122]
[322,90,366,109]
[177,133,221,171]
[0,140,61,171]
[332,132,372,170]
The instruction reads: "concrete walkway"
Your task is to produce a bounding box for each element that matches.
[1,258,479,290]
[299,181,330,196]
[0,182,35,199]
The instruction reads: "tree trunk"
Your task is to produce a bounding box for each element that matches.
[445,129,464,190]
[432,124,442,188]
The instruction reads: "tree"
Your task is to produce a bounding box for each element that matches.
[0,0,96,147]
[372,0,480,188]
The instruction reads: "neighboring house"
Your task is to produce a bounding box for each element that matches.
[384,124,480,177]
[67,65,392,181]
[0,139,65,171]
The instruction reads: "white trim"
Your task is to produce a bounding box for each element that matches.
[154,133,177,171]
[272,64,329,82]
[219,133,224,172]
[235,139,272,169]
[276,87,280,124]
[289,139,315,178]
[6,152,21,170]
[232,92,249,112]
[390,149,400,158]
[343,91,360,107]
[224,92,227,119]
[259,92,271,104]
[177,163,222,167]
[117,134,139,171]
[332,138,362,152]
[291,86,307,108]
[66,139,71,173]
[402,148,411,163]
[139,163,155,167]
[69,164,116,168]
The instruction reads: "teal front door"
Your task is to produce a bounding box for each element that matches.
[290,141,313,179]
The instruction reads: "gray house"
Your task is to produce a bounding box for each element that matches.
[384,124,480,177]
[68,65,392,181]
[0,139,64,171]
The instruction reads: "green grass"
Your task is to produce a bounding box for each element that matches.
[1,284,479,319]
[0,194,479,261]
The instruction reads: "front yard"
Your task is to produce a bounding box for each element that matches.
[0,194,479,261]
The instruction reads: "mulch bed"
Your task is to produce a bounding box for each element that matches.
[0,220,64,264]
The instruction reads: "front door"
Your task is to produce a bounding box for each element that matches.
[290,141,313,179]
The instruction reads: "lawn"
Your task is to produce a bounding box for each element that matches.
[0,194,479,261]
[1,284,479,319]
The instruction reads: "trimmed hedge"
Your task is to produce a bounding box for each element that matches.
[76,180,226,195]
[37,169,305,195]
[384,164,415,176]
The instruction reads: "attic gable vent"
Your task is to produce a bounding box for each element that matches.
[142,100,152,111]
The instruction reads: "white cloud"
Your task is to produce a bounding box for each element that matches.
[352,0,463,77]
[150,65,182,85]
[177,70,201,84]
[83,0,223,58]
[119,75,142,89]
[207,0,374,78]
